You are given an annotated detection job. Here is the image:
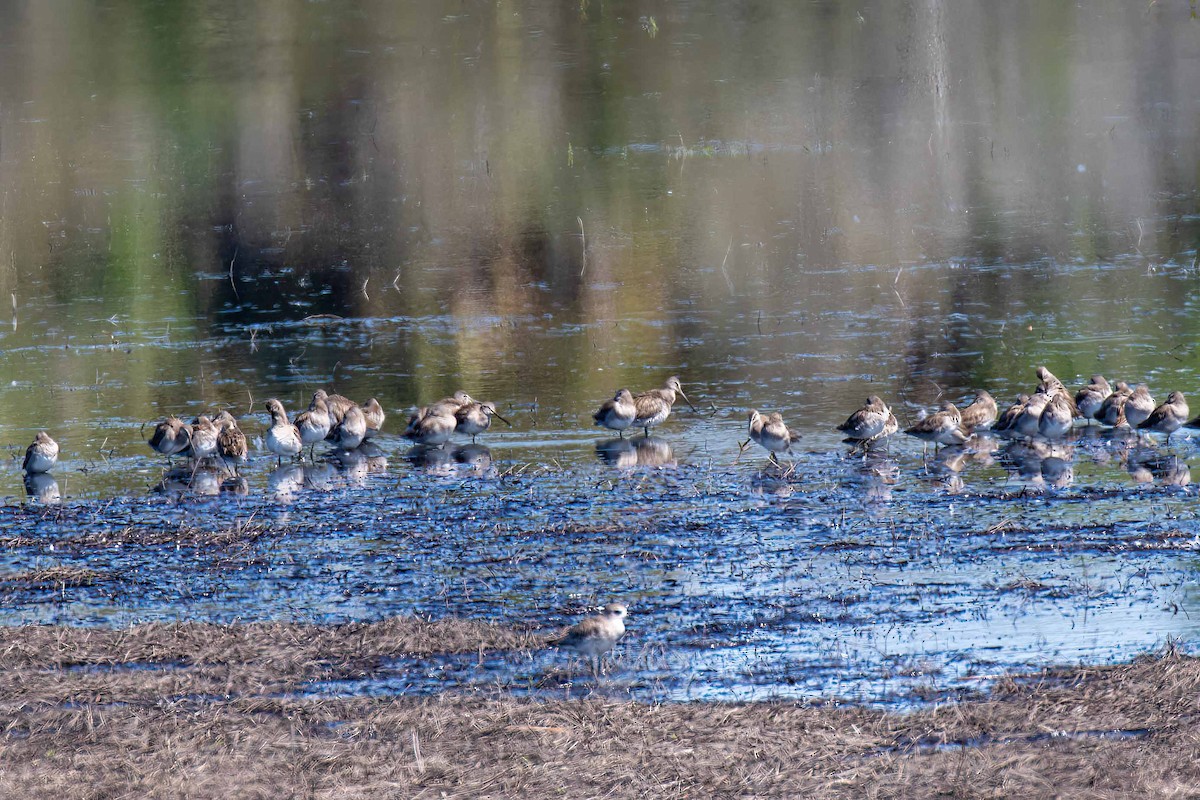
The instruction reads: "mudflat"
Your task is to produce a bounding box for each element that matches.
[1,619,1195,799]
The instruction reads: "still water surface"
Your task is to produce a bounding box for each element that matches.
[0,0,1199,703]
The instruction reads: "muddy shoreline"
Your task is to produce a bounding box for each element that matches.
[1,619,1196,798]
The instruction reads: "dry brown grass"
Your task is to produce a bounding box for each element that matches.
[0,622,1196,798]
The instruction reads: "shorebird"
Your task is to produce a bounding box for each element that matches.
[1097,382,1133,427]
[1036,366,1067,395]
[549,603,628,676]
[836,395,894,445]
[959,390,997,432]
[148,417,191,459]
[215,411,248,473]
[1074,376,1111,424]
[904,402,968,450]
[362,398,385,439]
[993,394,1029,433]
[1038,392,1074,440]
[321,392,357,431]
[455,400,510,442]
[1036,366,1079,415]
[1138,391,1189,436]
[745,409,799,462]
[264,399,303,464]
[295,394,332,458]
[631,377,695,436]
[330,403,368,450]
[1011,391,1051,439]
[404,408,458,447]
[22,431,58,474]
[592,389,636,437]
[1123,385,1156,429]
[188,416,219,460]
[405,391,473,437]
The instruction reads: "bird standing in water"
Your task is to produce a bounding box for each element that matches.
[631,377,696,437]
[549,603,629,676]
[593,389,636,437]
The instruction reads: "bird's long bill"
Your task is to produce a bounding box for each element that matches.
[678,389,698,412]
[492,410,513,426]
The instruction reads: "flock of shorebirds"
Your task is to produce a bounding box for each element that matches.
[9,366,1196,674]
[10,368,1198,482]
[746,366,1196,462]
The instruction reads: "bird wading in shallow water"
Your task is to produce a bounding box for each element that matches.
[959,390,997,432]
[1075,375,1111,424]
[148,417,191,460]
[331,403,368,450]
[744,409,800,464]
[455,400,511,442]
[836,395,895,448]
[905,402,968,451]
[215,411,248,473]
[1123,385,1156,430]
[1139,391,1189,437]
[593,389,636,437]
[22,431,58,474]
[264,399,303,464]
[549,603,628,676]
[362,398,386,439]
[295,395,332,459]
[631,377,696,437]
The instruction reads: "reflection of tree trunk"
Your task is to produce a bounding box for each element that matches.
[925,0,950,144]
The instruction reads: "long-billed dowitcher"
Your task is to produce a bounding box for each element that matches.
[1038,392,1074,440]
[1097,382,1132,426]
[592,389,636,437]
[331,403,368,450]
[1138,391,1188,436]
[22,431,58,474]
[1124,385,1156,429]
[404,391,473,437]
[836,395,893,444]
[322,392,357,431]
[631,377,695,436]
[1074,375,1111,424]
[1011,391,1051,439]
[1036,366,1079,415]
[264,399,303,463]
[215,411,248,473]
[455,400,511,442]
[295,394,332,457]
[993,394,1029,432]
[549,603,628,676]
[188,416,219,460]
[362,398,385,439]
[746,409,799,462]
[904,402,968,449]
[1036,366,1066,394]
[959,390,997,432]
[404,407,457,447]
[148,417,191,459]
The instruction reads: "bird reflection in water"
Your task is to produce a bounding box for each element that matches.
[453,443,494,474]
[922,444,969,493]
[1000,440,1075,491]
[595,437,675,468]
[153,465,230,498]
[24,472,60,504]
[267,463,307,499]
[405,443,493,475]
[1127,450,1190,487]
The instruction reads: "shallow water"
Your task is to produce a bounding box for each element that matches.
[1,0,1199,704]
